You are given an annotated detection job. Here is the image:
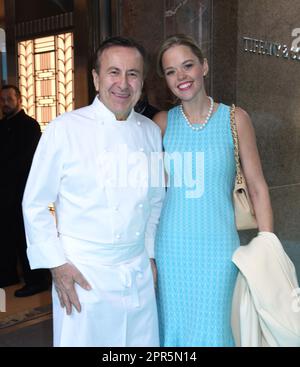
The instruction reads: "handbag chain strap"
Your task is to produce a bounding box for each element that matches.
[230,105,243,184]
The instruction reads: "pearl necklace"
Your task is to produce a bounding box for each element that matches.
[180,97,214,131]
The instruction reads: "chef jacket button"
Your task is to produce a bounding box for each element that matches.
[137,121,141,126]
[139,147,144,152]
[116,234,121,239]
[135,232,141,237]
[138,203,143,209]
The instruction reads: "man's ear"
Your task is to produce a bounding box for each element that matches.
[92,69,99,92]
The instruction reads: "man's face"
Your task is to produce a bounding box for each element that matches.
[0,88,22,118]
[92,46,144,120]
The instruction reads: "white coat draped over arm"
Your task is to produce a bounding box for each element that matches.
[231,232,300,347]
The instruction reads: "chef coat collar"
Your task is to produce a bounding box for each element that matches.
[92,96,137,124]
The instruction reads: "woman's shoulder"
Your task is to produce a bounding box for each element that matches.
[153,105,181,136]
[153,110,168,136]
[235,106,251,120]
[153,110,168,120]
[221,103,252,125]
[233,106,255,138]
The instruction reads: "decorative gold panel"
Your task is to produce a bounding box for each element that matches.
[56,33,74,115]
[18,33,74,131]
[18,40,35,119]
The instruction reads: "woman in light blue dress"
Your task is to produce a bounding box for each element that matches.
[153,35,273,347]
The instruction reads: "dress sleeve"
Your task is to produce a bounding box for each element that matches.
[22,120,67,269]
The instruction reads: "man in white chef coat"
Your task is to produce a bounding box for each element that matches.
[22,37,165,347]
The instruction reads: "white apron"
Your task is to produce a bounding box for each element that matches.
[52,235,159,347]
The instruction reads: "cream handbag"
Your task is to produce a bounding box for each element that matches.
[230,105,258,230]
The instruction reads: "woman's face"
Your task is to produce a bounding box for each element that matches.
[161,44,208,102]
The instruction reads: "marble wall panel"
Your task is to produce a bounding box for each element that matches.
[118,0,167,109]
[117,0,212,110]
[211,0,238,105]
[237,0,300,187]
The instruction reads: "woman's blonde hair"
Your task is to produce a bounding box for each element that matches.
[157,34,205,77]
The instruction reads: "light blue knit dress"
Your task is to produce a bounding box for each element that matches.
[155,104,239,347]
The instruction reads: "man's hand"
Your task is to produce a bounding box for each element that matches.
[150,258,157,289]
[50,263,91,315]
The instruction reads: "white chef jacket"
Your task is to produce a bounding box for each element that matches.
[23,97,165,269]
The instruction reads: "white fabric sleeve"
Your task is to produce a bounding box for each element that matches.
[22,120,67,269]
[144,128,166,259]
